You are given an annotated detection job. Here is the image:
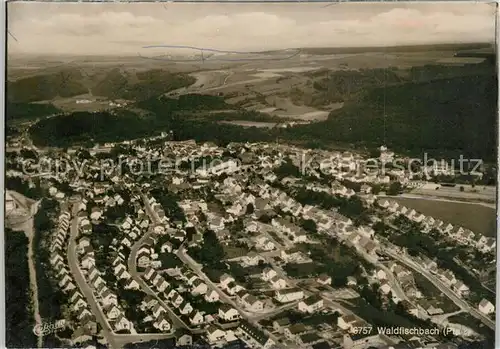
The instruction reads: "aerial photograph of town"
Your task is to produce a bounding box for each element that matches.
[4,2,498,349]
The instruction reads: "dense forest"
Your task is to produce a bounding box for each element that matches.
[29,94,275,147]
[285,71,497,161]
[92,68,196,100]
[5,228,36,348]
[7,69,87,103]
[7,102,61,123]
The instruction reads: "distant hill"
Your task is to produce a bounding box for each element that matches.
[299,42,493,55]
[7,69,87,103]
[91,68,196,101]
[286,65,497,161]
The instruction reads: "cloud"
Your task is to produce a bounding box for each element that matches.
[7,2,495,56]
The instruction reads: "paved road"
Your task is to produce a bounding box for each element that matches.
[383,248,495,330]
[140,192,286,348]
[68,202,188,348]
[67,204,119,349]
[127,227,191,330]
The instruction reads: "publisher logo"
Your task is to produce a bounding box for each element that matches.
[33,320,66,336]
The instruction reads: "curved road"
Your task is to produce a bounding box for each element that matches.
[67,202,190,348]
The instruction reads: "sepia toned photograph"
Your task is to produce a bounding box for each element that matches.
[5,1,497,349]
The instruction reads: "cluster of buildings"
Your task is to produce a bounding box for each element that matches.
[75,209,135,334]
[49,208,98,345]
[379,199,496,253]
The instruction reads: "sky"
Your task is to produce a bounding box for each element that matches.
[7,2,496,56]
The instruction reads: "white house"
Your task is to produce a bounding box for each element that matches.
[219,305,240,322]
[206,326,226,344]
[270,276,287,290]
[478,299,495,315]
[337,315,357,331]
[298,295,324,314]
[191,279,208,295]
[205,289,220,303]
[275,288,304,303]
[242,294,264,312]
[316,274,332,285]
[262,267,277,281]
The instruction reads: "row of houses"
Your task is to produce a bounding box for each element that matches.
[205,320,275,349]
[75,209,134,333]
[49,209,99,345]
[379,199,496,253]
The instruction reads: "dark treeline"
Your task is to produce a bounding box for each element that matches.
[33,199,66,325]
[285,71,496,162]
[6,102,61,123]
[92,69,196,101]
[5,229,36,348]
[8,69,87,103]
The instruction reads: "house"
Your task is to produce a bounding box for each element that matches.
[338,314,357,330]
[205,289,220,303]
[237,320,275,349]
[453,281,470,297]
[243,252,262,266]
[379,282,392,295]
[476,236,496,253]
[275,288,304,303]
[439,270,456,286]
[103,304,121,319]
[191,279,208,295]
[284,323,308,341]
[347,277,357,287]
[153,313,171,332]
[152,303,166,318]
[172,294,184,308]
[478,299,495,315]
[297,333,323,347]
[220,274,235,289]
[270,276,287,289]
[124,279,140,290]
[189,310,205,326]
[112,314,131,332]
[219,304,240,322]
[226,282,245,296]
[206,325,226,344]
[176,332,193,346]
[298,295,324,314]
[255,235,275,251]
[261,267,277,281]
[316,274,331,285]
[272,317,291,333]
[179,302,193,315]
[159,241,173,253]
[242,294,264,312]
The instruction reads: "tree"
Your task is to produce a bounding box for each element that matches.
[246,203,255,215]
[387,181,402,196]
[459,186,465,192]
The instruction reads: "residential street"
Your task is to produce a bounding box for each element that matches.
[127,227,191,330]
[67,204,119,349]
[383,248,495,330]
[140,192,286,348]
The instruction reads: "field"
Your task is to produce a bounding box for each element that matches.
[389,197,496,237]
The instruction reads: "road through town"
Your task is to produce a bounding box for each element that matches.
[67,204,119,349]
[383,248,495,330]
